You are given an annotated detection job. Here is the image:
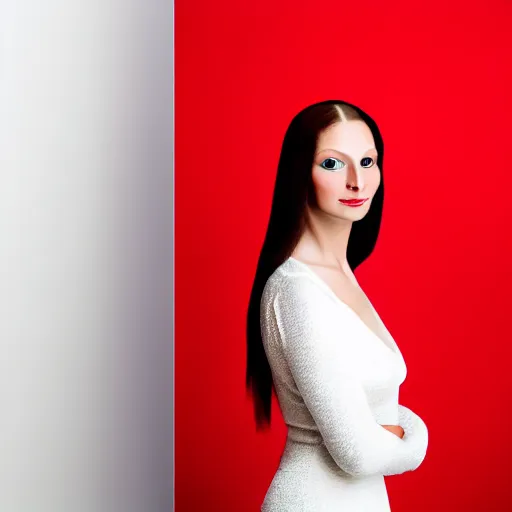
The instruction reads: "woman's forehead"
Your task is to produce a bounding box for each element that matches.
[316,120,375,154]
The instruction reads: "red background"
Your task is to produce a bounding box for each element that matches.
[176,1,512,510]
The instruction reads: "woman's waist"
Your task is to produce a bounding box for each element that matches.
[286,423,323,444]
[281,428,386,484]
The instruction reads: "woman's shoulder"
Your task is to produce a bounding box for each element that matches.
[261,258,331,306]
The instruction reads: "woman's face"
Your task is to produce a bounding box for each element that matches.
[310,120,381,222]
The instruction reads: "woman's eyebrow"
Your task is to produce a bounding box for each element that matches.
[315,147,378,156]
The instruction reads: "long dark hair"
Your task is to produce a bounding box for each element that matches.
[246,100,385,430]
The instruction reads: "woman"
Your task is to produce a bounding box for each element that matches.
[246,100,428,511]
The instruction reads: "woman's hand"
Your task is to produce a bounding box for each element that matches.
[381,424,405,439]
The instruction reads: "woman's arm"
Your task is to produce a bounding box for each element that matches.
[272,277,428,477]
[397,404,429,467]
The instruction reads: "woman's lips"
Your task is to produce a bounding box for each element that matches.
[338,198,369,207]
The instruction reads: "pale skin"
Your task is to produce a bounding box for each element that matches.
[291,118,405,440]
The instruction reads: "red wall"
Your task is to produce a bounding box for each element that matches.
[176,2,512,510]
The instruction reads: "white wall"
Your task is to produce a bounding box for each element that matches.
[0,1,174,510]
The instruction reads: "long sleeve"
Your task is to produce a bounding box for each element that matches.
[397,404,429,469]
[272,277,428,477]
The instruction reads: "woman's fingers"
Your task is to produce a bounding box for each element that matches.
[381,424,405,439]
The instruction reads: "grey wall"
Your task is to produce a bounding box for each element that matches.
[0,1,174,510]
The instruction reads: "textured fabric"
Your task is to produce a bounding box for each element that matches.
[259,257,428,511]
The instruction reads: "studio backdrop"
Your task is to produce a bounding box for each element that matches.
[176,1,511,510]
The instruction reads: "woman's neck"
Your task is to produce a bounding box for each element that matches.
[292,208,353,275]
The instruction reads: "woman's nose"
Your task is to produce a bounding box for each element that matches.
[346,167,365,191]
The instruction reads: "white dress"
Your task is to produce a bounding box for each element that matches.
[259,257,428,511]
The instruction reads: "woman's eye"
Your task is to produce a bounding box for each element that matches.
[361,157,374,168]
[320,158,345,171]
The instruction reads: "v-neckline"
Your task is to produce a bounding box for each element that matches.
[287,257,400,357]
